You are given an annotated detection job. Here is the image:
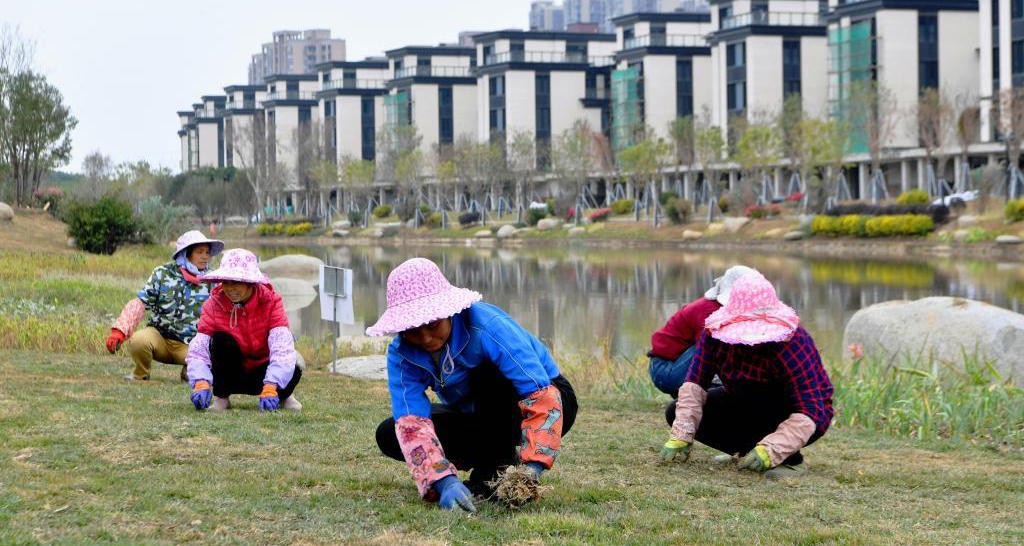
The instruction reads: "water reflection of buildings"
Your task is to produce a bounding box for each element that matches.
[255,245,1024,361]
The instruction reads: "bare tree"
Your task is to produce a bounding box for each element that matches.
[667,115,695,194]
[81,151,113,199]
[553,119,599,224]
[506,128,536,213]
[953,92,980,191]
[452,134,503,212]
[995,87,1024,194]
[339,155,375,219]
[917,87,955,185]
[848,80,900,180]
[732,116,780,206]
[0,25,35,76]
[693,110,726,199]
[232,113,277,220]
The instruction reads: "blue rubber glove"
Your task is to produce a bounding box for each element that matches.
[433,475,476,513]
[191,381,212,411]
[259,383,279,412]
[524,462,546,481]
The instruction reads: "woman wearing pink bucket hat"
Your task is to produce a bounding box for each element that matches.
[184,249,302,412]
[659,270,834,479]
[369,258,577,512]
[105,230,224,381]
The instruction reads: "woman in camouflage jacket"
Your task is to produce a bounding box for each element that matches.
[105,230,224,381]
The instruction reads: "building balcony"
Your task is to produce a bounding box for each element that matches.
[227,101,259,110]
[622,34,709,49]
[262,91,317,102]
[194,110,223,119]
[721,11,822,30]
[584,87,610,100]
[323,79,388,90]
[484,50,615,67]
[393,65,472,79]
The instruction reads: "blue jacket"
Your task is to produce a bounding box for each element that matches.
[387,302,561,420]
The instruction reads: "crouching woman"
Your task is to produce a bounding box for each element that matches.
[185,249,302,412]
[369,258,577,512]
[660,270,833,478]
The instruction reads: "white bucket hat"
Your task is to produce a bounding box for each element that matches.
[704,265,758,305]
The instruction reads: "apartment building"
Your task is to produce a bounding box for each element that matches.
[474,30,618,167]
[826,0,978,150]
[980,0,1020,143]
[260,74,321,186]
[707,0,828,138]
[188,96,226,169]
[176,111,194,172]
[531,1,567,31]
[384,45,478,156]
[611,11,714,149]
[316,59,390,164]
[222,84,267,171]
[248,30,347,85]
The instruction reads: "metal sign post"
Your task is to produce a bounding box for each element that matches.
[320,265,355,367]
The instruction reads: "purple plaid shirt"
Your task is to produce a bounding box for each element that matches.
[684,326,834,435]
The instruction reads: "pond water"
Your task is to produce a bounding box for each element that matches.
[249,243,1024,362]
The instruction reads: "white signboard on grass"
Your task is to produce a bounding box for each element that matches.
[319,266,354,325]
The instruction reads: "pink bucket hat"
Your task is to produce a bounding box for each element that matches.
[172,230,224,261]
[366,258,482,337]
[200,248,269,284]
[704,271,800,345]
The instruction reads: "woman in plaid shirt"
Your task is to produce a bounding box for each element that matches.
[659,270,834,479]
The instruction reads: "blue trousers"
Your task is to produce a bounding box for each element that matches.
[648,345,697,396]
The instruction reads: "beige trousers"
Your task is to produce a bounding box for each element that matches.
[127,326,188,380]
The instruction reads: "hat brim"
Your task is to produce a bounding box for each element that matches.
[173,240,225,261]
[709,321,796,346]
[201,271,268,284]
[366,287,482,337]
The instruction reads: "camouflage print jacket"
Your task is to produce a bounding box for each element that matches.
[136,262,211,343]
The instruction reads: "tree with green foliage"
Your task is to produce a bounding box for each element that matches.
[339,155,376,214]
[0,69,77,206]
[506,129,536,215]
[667,115,695,189]
[617,129,672,224]
[732,121,780,204]
[694,121,726,198]
[554,119,599,224]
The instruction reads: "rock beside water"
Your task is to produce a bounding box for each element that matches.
[536,218,561,231]
[0,202,13,221]
[496,224,517,239]
[329,355,387,380]
[259,254,324,284]
[843,296,1024,377]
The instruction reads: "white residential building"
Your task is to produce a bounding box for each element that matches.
[222,84,267,171]
[826,0,979,150]
[611,11,714,148]
[474,30,618,168]
[384,45,478,157]
[260,74,321,187]
[708,0,829,136]
[316,59,390,164]
[979,0,1017,143]
[191,96,226,169]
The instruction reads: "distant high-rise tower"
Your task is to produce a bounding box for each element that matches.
[565,0,611,31]
[247,29,346,84]
[530,0,567,31]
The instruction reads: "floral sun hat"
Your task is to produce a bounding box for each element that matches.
[366,258,482,337]
[704,270,800,345]
[171,230,224,261]
[704,265,758,305]
[200,249,269,284]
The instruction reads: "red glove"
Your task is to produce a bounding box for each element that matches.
[106,328,126,353]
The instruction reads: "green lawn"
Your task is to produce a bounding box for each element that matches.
[1,351,1021,546]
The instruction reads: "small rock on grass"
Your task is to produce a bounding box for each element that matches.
[784,231,806,241]
[996,234,1023,245]
[475,229,492,238]
[568,226,585,236]
[682,230,702,240]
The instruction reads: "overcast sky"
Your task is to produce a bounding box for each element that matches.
[3,0,533,174]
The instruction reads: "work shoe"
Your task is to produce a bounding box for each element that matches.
[765,463,804,479]
[282,395,303,412]
[711,454,735,465]
[123,374,150,381]
[209,396,231,411]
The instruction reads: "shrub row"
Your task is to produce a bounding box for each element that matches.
[611,199,635,215]
[811,214,934,237]
[257,222,313,236]
[665,198,692,224]
[372,204,392,218]
[587,207,611,223]
[743,204,782,219]
[826,202,950,225]
[896,189,930,205]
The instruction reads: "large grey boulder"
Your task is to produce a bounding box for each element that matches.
[843,297,1024,377]
[496,224,517,239]
[259,254,324,284]
[568,226,585,236]
[995,234,1023,245]
[329,355,388,380]
[536,218,561,231]
[332,219,352,230]
[268,277,317,312]
[784,230,806,241]
[0,202,13,222]
[723,217,750,233]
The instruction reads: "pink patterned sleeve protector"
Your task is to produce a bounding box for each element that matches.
[185,333,213,388]
[111,298,145,337]
[758,413,816,467]
[395,415,457,500]
[670,382,708,443]
[264,326,296,388]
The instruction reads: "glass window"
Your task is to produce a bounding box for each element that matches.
[1014,40,1024,74]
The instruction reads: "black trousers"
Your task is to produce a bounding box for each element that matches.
[376,364,578,484]
[210,332,301,399]
[665,381,822,466]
